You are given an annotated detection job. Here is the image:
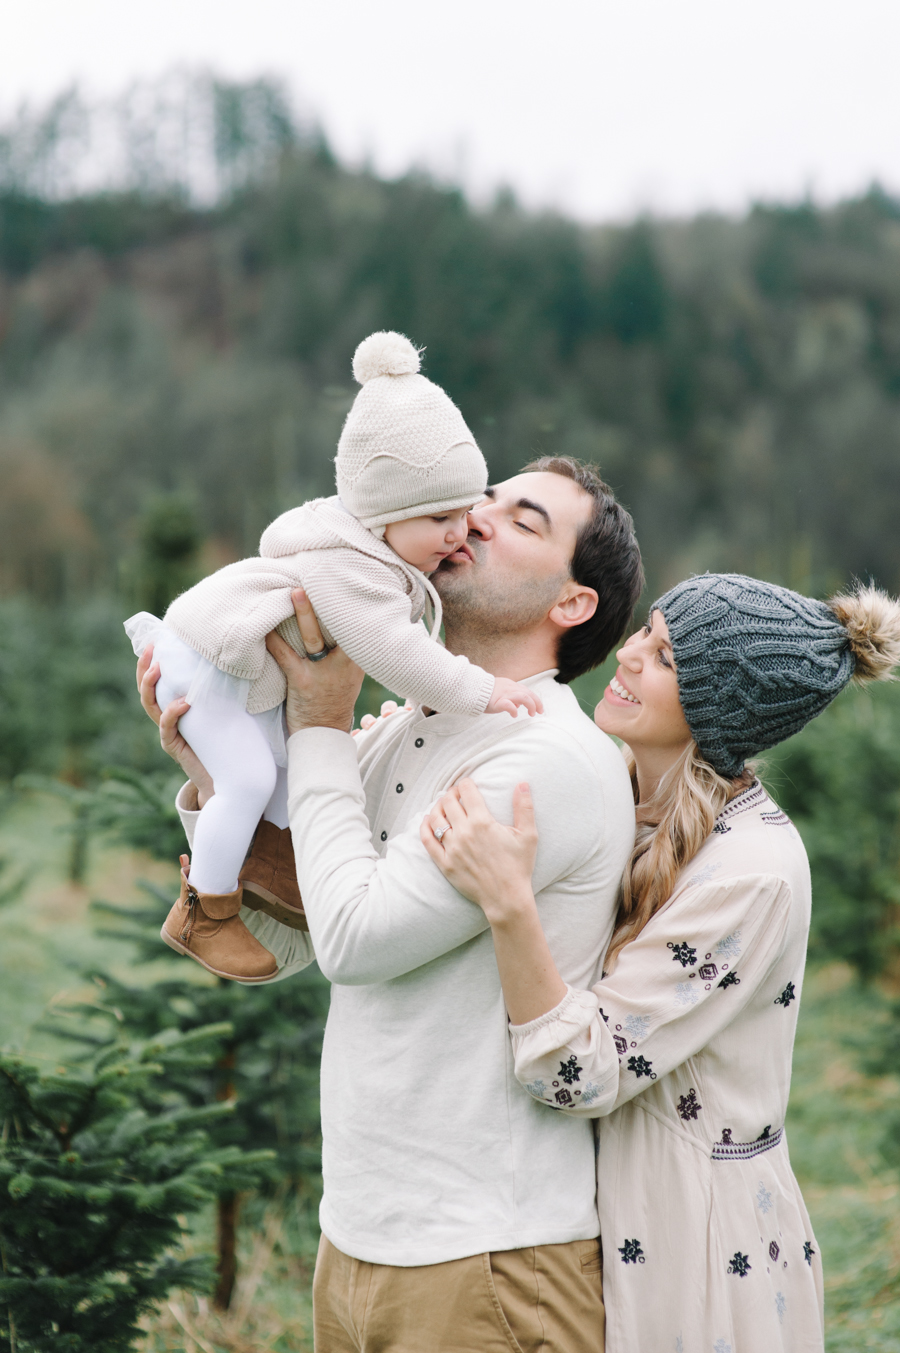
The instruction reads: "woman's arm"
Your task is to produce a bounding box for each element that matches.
[423,780,797,1123]
[420,778,567,1024]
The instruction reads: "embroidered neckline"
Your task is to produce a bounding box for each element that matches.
[714,779,767,827]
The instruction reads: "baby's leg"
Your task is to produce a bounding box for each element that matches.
[263,765,290,830]
[179,701,278,894]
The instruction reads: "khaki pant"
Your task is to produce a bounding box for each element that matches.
[312,1234,604,1352]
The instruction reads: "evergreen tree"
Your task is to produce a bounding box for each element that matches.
[82,884,329,1309]
[0,1026,273,1353]
[766,682,900,977]
[130,497,202,618]
[53,755,330,1311]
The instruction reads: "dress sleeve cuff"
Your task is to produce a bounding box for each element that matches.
[509,985,599,1040]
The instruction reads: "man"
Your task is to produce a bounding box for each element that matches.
[146,457,643,1351]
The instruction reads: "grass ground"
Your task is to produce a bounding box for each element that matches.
[1,792,898,1349]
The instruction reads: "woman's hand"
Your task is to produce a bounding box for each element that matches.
[421,778,567,1024]
[265,589,365,736]
[420,778,538,924]
[136,644,215,808]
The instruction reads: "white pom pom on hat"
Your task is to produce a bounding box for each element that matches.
[352,331,422,384]
[336,330,487,533]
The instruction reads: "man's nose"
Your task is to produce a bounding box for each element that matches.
[465,504,491,539]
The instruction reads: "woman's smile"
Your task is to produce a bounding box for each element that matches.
[607,673,640,705]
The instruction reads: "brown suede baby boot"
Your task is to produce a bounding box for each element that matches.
[161,863,279,981]
[239,820,309,932]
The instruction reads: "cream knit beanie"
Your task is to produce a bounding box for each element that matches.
[335,332,488,532]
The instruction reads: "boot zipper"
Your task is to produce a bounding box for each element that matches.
[181,883,201,944]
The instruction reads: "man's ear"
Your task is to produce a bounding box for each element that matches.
[549,582,599,631]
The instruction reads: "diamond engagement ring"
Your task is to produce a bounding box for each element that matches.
[433,822,451,842]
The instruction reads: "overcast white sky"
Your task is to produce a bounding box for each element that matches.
[2,0,899,221]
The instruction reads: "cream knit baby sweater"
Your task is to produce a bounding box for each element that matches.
[163,496,495,716]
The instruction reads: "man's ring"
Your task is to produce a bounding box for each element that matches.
[306,647,329,663]
[433,822,451,842]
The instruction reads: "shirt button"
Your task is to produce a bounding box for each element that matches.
[396,783,403,793]
[415,738,424,748]
[380,830,387,841]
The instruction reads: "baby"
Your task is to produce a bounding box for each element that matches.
[126,332,540,982]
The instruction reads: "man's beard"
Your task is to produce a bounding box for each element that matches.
[432,538,568,645]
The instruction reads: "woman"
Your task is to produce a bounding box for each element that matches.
[421,573,900,1353]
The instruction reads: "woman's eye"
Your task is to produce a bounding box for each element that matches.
[643,621,652,635]
[657,649,672,669]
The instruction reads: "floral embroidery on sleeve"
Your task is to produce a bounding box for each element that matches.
[715,930,742,960]
[775,981,796,1007]
[558,1056,582,1084]
[668,941,698,968]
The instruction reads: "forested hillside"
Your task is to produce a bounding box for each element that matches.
[2,86,900,608]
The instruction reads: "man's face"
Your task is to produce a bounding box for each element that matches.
[432,471,593,638]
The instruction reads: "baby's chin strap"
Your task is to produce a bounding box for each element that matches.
[422,574,444,641]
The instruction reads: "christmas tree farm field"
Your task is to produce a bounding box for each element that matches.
[1,796,898,1350]
[0,793,320,1352]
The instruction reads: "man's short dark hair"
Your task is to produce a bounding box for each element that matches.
[523,456,644,684]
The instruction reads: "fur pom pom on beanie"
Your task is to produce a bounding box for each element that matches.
[335,331,487,532]
[653,573,900,778]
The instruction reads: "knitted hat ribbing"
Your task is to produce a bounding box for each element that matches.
[336,332,487,531]
[653,573,857,777]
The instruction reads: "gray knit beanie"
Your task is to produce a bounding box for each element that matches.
[653,573,900,777]
[335,332,487,533]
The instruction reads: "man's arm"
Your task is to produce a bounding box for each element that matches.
[287,720,603,985]
[266,589,605,985]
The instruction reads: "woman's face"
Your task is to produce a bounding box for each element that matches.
[594,610,693,760]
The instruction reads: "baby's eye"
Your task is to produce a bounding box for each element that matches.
[431,515,448,523]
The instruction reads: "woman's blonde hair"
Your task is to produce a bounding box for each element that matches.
[604,581,900,972]
[604,744,754,972]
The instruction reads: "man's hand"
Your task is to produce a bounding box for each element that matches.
[136,644,215,808]
[266,589,364,736]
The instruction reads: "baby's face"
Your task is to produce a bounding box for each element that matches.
[383,505,475,573]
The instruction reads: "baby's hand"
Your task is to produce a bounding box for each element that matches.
[354,698,414,735]
[486,678,544,718]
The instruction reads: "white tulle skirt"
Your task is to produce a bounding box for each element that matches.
[124,612,288,768]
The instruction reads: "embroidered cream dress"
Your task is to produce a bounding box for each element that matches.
[509,781,825,1353]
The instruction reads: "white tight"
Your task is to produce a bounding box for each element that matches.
[157,670,290,895]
